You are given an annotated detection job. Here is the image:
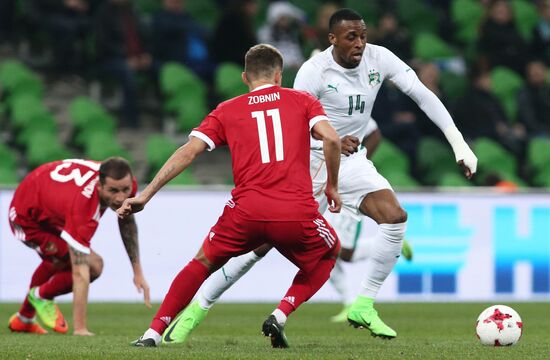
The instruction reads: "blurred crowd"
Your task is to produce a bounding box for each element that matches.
[1,0,550,187]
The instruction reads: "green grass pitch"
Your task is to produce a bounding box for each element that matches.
[1,302,549,359]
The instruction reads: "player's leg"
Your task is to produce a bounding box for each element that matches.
[347,189,406,339]
[134,206,263,347]
[323,210,360,321]
[162,244,274,344]
[9,260,55,334]
[264,217,340,348]
[198,243,273,309]
[9,222,69,334]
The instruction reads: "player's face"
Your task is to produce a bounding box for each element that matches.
[329,20,367,69]
[97,174,133,211]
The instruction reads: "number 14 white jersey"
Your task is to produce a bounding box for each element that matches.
[294,44,418,152]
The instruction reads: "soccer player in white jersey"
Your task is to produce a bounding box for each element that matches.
[163,8,477,343]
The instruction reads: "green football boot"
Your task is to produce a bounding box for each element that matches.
[162,300,209,344]
[347,296,396,339]
[401,239,414,261]
[27,287,68,333]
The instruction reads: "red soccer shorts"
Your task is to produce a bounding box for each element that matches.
[9,219,69,262]
[202,205,340,272]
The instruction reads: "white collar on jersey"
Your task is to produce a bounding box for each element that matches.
[251,84,275,92]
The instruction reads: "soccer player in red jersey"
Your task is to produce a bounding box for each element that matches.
[8,157,151,336]
[117,44,342,348]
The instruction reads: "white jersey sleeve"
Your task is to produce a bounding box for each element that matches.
[293,59,323,98]
[380,46,453,131]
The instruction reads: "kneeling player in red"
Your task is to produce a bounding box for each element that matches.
[8,157,151,335]
[117,44,342,348]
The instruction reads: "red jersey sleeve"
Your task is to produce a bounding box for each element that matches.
[189,106,226,150]
[303,92,329,130]
[60,196,100,254]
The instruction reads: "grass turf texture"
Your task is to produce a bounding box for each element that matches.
[1,302,549,359]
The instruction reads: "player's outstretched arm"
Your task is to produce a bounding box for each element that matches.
[312,120,341,213]
[118,214,151,308]
[401,77,478,178]
[68,246,94,336]
[117,137,208,218]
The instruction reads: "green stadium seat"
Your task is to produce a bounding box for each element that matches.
[26,133,73,169]
[69,97,110,131]
[437,172,472,187]
[187,1,220,29]
[451,0,484,44]
[0,60,43,101]
[175,95,208,132]
[473,137,517,181]
[160,63,207,114]
[10,95,49,129]
[84,132,132,163]
[15,113,58,148]
[345,0,380,24]
[397,0,439,35]
[383,169,420,188]
[413,33,456,61]
[371,140,410,175]
[0,165,18,184]
[416,137,457,185]
[146,134,179,179]
[169,170,199,185]
[527,138,550,172]
[512,0,539,41]
[490,67,523,121]
[0,143,17,171]
[215,62,248,100]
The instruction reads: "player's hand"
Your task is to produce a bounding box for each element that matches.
[340,135,360,156]
[74,328,95,336]
[325,186,341,213]
[456,148,477,180]
[116,197,146,218]
[134,273,151,309]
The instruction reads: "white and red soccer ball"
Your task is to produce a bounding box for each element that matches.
[476,305,523,346]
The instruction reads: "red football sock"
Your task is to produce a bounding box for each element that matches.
[38,271,73,299]
[19,261,56,318]
[277,257,336,317]
[150,259,210,334]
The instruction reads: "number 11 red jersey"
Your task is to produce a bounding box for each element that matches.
[191,84,328,221]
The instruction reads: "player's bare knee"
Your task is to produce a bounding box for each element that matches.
[339,248,354,262]
[387,208,407,224]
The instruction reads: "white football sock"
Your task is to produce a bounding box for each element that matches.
[329,259,353,306]
[271,308,287,326]
[360,222,406,298]
[198,251,262,309]
[143,328,161,345]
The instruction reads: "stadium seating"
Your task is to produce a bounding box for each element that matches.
[512,0,539,41]
[26,133,73,169]
[215,62,248,100]
[187,0,221,29]
[371,140,410,175]
[473,137,518,182]
[416,137,457,185]
[397,0,439,36]
[383,169,420,188]
[413,33,456,61]
[490,67,524,121]
[0,60,43,104]
[451,0,485,45]
[84,132,132,163]
[145,134,178,180]
[437,172,472,187]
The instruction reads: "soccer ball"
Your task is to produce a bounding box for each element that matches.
[475,305,523,346]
